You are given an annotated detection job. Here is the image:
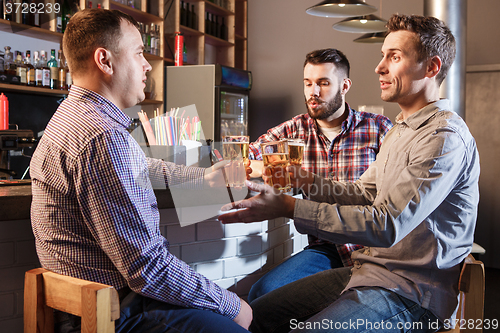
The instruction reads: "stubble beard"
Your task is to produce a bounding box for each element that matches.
[306,89,343,120]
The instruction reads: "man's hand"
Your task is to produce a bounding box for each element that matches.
[233,298,252,330]
[218,181,296,223]
[203,160,230,188]
[288,164,315,193]
[249,160,263,178]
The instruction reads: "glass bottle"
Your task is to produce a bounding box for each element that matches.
[40,50,51,88]
[65,58,72,89]
[4,0,13,21]
[180,1,186,27]
[30,0,40,27]
[220,17,227,41]
[150,23,156,56]
[21,0,30,25]
[24,50,35,86]
[48,49,58,89]
[3,46,16,76]
[62,0,71,32]
[15,51,28,85]
[57,50,66,90]
[191,4,197,30]
[34,51,43,87]
[56,0,63,32]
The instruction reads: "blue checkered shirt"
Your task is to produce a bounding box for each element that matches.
[30,86,240,319]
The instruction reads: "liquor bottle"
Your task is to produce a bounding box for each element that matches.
[148,23,155,55]
[212,14,218,38]
[34,51,43,86]
[21,0,30,25]
[65,58,72,89]
[4,0,13,21]
[186,2,192,29]
[30,0,40,27]
[3,47,16,76]
[205,12,211,36]
[183,43,187,64]
[87,0,92,8]
[144,24,151,54]
[191,4,197,30]
[15,51,28,85]
[26,50,36,86]
[180,1,186,27]
[57,50,66,90]
[155,25,161,56]
[220,17,227,41]
[40,50,51,88]
[48,49,58,89]
[56,0,63,32]
[61,0,71,32]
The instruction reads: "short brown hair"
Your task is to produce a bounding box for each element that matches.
[62,9,139,77]
[386,14,455,85]
[304,48,350,79]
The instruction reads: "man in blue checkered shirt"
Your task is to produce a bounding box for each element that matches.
[30,9,252,333]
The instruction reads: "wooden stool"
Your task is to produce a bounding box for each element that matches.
[437,254,485,333]
[24,268,120,333]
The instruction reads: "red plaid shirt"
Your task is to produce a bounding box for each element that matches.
[249,104,392,266]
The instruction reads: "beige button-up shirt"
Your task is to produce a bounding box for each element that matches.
[293,99,480,322]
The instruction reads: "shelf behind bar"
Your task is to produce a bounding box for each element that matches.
[0,83,68,97]
[109,1,163,23]
[0,19,63,44]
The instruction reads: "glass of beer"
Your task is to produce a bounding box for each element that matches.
[287,138,305,166]
[222,135,249,187]
[261,140,292,192]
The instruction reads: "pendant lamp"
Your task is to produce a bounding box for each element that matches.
[353,30,388,43]
[306,0,377,18]
[332,14,387,33]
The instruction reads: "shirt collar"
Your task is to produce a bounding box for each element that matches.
[395,99,452,130]
[308,103,355,133]
[67,85,133,128]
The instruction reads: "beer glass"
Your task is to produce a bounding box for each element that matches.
[287,138,305,166]
[222,135,249,187]
[261,140,292,192]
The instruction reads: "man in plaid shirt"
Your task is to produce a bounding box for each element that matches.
[247,49,392,302]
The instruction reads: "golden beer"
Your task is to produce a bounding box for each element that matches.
[288,141,304,165]
[262,153,291,192]
[222,136,249,187]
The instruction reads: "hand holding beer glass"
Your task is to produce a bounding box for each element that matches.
[222,135,249,187]
[261,140,292,192]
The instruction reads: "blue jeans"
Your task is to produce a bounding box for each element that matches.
[249,267,442,333]
[248,243,343,302]
[56,290,249,333]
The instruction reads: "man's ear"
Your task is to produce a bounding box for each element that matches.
[94,47,113,75]
[341,78,352,95]
[426,55,442,79]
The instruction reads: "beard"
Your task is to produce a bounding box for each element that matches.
[306,89,343,120]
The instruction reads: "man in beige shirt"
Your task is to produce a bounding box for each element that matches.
[219,13,479,333]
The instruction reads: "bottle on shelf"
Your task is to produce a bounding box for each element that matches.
[220,17,227,41]
[15,51,28,85]
[155,24,161,56]
[183,42,187,64]
[48,49,58,89]
[34,51,43,87]
[30,0,40,27]
[180,1,186,27]
[62,0,72,32]
[3,46,16,76]
[57,50,66,90]
[145,24,151,54]
[65,57,72,89]
[213,15,219,38]
[4,0,13,21]
[56,0,63,32]
[150,23,158,55]
[190,4,197,30]
[88,0,92,8]
[21,0,30,25]
[26,50,36,86]
[186,2,192,29]
[205,12,211,36]
[40,50,51,88]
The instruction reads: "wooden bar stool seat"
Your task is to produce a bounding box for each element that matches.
[24,268,120,333]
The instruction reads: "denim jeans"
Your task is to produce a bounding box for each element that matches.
[249,267,442,333]
[56,290,250,333]
[248,243,343,302]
